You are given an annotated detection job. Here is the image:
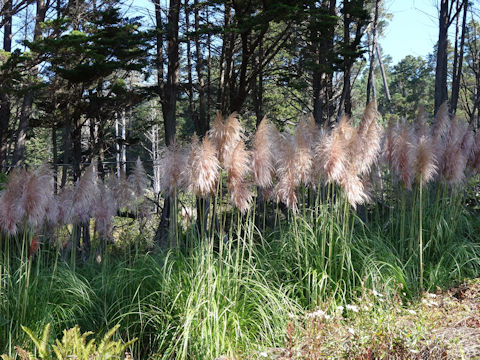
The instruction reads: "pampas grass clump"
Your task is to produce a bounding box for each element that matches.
[186,135,220,198]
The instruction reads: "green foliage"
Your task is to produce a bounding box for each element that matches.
[389,55,435,117]
[3,183,480,358]
[2,323,135,360]
[26,7,152,86]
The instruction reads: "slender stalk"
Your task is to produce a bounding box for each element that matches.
[419,175,424,293]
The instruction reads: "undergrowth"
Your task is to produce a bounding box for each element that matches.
[2,191,480,358]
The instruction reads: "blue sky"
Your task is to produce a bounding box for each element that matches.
[5,0,443,66]
[380,0,439,64]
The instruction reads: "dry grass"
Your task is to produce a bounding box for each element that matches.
[255,278,480,359]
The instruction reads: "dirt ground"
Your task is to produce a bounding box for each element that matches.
[264,278,480,359]
[428,279,480,359]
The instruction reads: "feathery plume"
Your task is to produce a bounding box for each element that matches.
[44,195,60,227]
[252,117,276,188]
[275,135,298,212]
[460,123,474,159]
[415,105,429,138]
[129,157,149,199]
[339,170,370,209]
[294,119,314,185]
[432,102,450,140]
[0,168,26,234]
[432,102,450,166]
[57,186,74,225]
[209,111,243,168]
[230,180,253,214]
[391,119,415,189]
[383,118,397,165]
[227,141,253,213]
[72,162,98,224]
[349,103,382,175]
[186,135,220,197]
[94,182,116,240]
[209,111,226,154]
[228,140,250,187]
[107,170,133,210]
[222,113,244,170]
[415,134,437,185]
[440,117,468,186]
[357,101,376,138]
[20,165,53,228]
[296,115,318,149]
[314,117,350,184]
[160,142,189,196]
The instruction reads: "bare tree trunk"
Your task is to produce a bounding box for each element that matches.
[434,0,463,114]
[115,112,120,177]
[366,0,379,105]
[154,0,181,247]
[218,3,233,113]
[12,0,49,166]
[97,120,105,180]
[450,0,467,114]
[343,14,352,117]
[206,3,212,119]
[72,116,82,182]
[52,126,58,194]
[185,0,196,127]
[121,109,126,173]
[0,0,12,170]
[194,0,208,135]
[162,0,180,146]
[60,110,71,188]
[376,46,391,108]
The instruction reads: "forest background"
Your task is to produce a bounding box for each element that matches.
[2,0,480,358]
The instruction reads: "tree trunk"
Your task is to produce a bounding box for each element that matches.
[206,3,212,119]
[97,118,105,181]
[52,126,58,194]
[185,0,196,130]
[162,0,180,146]
[450,0,467,114]
[60,111,71,189]
[343,2,352,117]
[0,0,12,170]
[366,0,379,105]
[194,0,208,135]
[434,0,450,115]
[154,0,181,247]
[376,46,391,108]
[12,0,49,166]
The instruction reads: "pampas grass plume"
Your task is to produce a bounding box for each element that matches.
[228,141,253,213]
[0,168,26,234]
[340,170,370,209]
[391,119,415,189]
[415,134,437,185]
[107,170,133,210]
[275,135,298,212]
[161,142,189,196]
[209,111,243,168]
[21,165,53,228]
[72,162,98,224]
[129,157,149,199]
[314,117,349,184]
[94,182,116,240]
[252,117,275,188]
[187,135,220,197]
[294,118,315,185]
